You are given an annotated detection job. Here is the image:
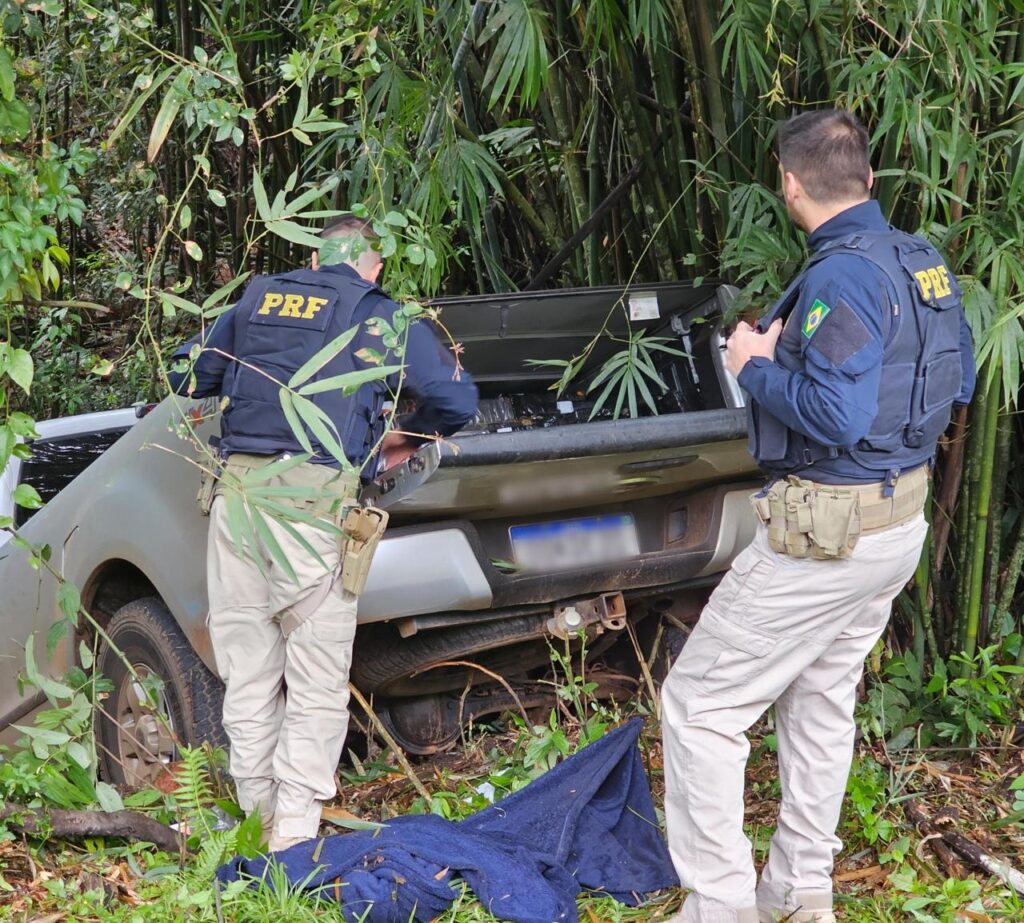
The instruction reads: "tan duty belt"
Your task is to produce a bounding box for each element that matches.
[752,465,928,559]
[843,464,929,534]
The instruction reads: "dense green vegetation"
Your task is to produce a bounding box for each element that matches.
[3,0,1024,919]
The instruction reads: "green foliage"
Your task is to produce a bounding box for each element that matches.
[857,647,1024,751]
[887,866,987,923]
[0,641,111,813]
[845,756,898,848]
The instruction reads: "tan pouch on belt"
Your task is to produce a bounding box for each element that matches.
[340,505,389,596]
[808,486,861,559]
[753,477,861,559]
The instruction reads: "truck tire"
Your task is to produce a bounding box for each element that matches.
[351,613,552,696]
[97,597,226,787]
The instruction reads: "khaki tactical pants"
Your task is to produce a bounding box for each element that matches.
[207,460,358,841]
[662,514,928,923]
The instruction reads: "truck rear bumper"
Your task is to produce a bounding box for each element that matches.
[357,482,759,624]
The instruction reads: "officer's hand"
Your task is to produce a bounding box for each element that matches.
[380,432,419,470]
[724,319,783,377]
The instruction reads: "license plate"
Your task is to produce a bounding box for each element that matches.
[509,514,640,573]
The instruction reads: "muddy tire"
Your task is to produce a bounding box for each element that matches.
[97,597,226,786]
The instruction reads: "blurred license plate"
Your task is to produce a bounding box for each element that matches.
[509,514,640,573]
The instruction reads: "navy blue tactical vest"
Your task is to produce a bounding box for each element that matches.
[750,228,964,482]
[218,267,388,468]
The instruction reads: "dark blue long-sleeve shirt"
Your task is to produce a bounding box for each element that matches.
[168,264,478,470]
[738,200,976,481]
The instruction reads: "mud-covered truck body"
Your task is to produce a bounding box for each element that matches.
[0,282,758,780]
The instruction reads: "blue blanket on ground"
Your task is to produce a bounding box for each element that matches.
[216,718,678,922]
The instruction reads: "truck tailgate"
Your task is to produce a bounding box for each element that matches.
[385,408,754,518]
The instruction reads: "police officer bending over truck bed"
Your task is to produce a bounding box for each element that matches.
[168,215,478,852]
[661,111,975,923]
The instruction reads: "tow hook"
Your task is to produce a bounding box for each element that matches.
[547,592,627,640]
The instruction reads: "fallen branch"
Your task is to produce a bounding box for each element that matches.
[905,801,1024,894]
[941,827,1024,895]
[904,801,968,880]
[0,802,182,854]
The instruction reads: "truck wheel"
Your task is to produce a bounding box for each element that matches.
[97,597,226,787]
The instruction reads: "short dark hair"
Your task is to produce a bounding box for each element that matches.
[320,215,379,242]
[318,214,380,267]
[777,110,871,203]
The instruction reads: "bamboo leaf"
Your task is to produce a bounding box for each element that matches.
[107,66,174,148]
[297,365,401,396]
[147,72,189,162]
[278,388,315,455]
[202,271,252,311]
[237,453,313,485]
[252,170,271,221]
[288,326,359,387]
[250,506,298,584]
[292,395,350,468]
[267,219,324,248]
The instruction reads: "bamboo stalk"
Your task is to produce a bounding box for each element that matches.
[962,368,1001,667]
[983,412,1012,642]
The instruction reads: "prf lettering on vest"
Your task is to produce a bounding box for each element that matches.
[914,265,952,302]
[256,291,331,320]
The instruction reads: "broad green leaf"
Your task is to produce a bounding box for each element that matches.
[6,348,33,393]
[184,240,203,261]
[384,210,408,227]
[57,581,81,619]
[0,98,31,142]
[79,639,94,670]
[0,47,14,102]
[14,725,72,746]
[96,781,125,813]
[288,326,359,387]
[235,809,265,859]
[179,205,192,229]
[67,741,92,769]
[208,189,227,207]
[248,495,340,534]
[323,814,386,832]
[13,482,42,509]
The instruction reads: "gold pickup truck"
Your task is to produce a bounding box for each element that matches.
[0,282,758,784]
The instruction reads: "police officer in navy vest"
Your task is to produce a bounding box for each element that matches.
[661,111,975,923]
[169,215,478,852]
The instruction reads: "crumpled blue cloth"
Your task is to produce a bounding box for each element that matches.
[216,718,678,922]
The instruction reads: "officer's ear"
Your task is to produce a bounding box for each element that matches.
[866,167,874,192]
[311,250,320,271]
[781,168,801,204]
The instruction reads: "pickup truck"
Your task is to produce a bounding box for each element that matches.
[0,282,759,786]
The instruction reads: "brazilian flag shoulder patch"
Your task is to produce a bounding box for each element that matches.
[802,299,831,339]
